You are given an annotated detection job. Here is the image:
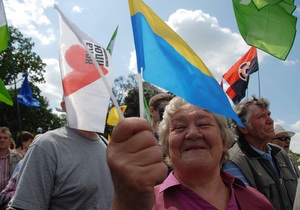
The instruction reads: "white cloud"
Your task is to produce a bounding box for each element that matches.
[37,58,63,114]
[290,133,300,154]
[283,58,299,66]
[4,0,56,45]
[72,6,83,13]
[128,50,137,74]
[274,119,286,126]
[292,121,300,131]
[128,9,270,82]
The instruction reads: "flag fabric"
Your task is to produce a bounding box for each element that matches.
[107,105,127,126]
[143,96,151,123]
[221,46,258,104]
[0,77,13,106]
[0,0,10,52]
[17,73,40,107]
[55,5,113,133]
[129,0,243,126]
[106,25,118,55]
[232,0,297,60]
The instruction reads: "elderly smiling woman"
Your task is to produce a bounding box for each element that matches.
[107,97,274,210]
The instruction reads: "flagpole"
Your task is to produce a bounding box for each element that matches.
[137,71,144,118]
[257,68,261,97]
[9,41,23,141]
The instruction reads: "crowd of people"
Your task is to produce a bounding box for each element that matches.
[0,94,299,209]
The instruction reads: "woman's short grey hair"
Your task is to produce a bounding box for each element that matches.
[158,97,234,167]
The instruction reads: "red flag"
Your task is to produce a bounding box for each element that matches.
[221,46,258,104]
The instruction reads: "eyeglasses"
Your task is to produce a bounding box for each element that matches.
[272,136,291,141]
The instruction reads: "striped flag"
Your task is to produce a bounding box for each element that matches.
[221,47,258,104]
[129,0,243,126]
[0,0,10,52]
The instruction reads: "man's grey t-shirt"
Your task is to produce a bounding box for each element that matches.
[10,126,113,210]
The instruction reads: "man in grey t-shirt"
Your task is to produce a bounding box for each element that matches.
[8,101,113,210]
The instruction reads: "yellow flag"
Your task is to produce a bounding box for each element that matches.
[107,105,127,126]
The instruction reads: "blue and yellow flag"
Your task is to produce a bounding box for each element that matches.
[129,0,243,126]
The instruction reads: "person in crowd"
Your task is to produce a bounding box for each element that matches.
[0,127,22,192]
[13,131,34,157]
[7,99,113,210]
[0,134,41,209]
[270,124,299,177]
[107,97,274,209]
[223,96,298,209]
[149,92,174,138]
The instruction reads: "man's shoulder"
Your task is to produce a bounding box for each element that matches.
[228,142,244,157]
[9,149,23,160]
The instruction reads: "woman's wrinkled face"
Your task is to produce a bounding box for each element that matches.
[168,104,225,172]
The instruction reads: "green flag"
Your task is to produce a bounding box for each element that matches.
[0,0,10,52]
[0,77,13,106]
[143,96,152,124]
[232,0,297,60]
[106,25,119,55]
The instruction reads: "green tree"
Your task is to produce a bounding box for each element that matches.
[0,26,66,140]
[0,26,46,85]
[104,73,163,138]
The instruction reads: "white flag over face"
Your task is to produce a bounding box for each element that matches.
[56,5,113,133]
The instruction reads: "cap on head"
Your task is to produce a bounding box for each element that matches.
[274,124,295,137]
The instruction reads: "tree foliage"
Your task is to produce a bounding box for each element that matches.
[104,73,163,137]
[0,26,46,85]
[0,26,66,140]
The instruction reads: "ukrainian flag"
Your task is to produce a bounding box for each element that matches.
[129,0,243,126]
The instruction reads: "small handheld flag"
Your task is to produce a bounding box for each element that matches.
[17,73,40,107]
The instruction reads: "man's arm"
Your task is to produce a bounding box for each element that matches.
[107,117,168,210]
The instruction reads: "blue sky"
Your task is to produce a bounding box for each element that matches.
[3,0,300,153]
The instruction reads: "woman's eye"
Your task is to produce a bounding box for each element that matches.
[172,125,186,131]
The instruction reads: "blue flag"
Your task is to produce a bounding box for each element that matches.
[17,73,40,107]
[129,0,243,126]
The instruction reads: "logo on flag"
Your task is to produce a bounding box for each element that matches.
[63,44,109,96]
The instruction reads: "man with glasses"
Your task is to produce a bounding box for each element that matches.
[223,96,298,210]
[271,124,299,177]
